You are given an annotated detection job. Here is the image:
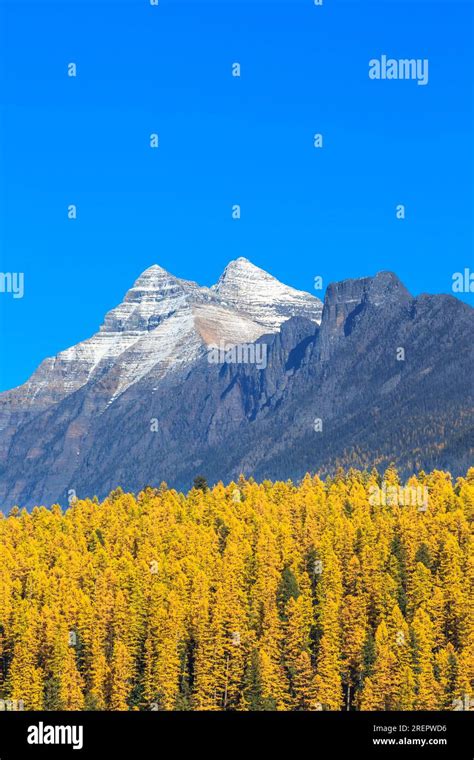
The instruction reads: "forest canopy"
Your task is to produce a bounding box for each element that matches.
[0,467,472,711]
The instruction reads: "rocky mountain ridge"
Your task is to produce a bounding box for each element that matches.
[0,260,472,509]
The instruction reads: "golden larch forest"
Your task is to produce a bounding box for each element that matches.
[0,467,472,711]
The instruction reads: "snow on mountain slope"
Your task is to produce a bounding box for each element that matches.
[0,266,189,416]
[0,259,320,424]
[212,257,323,330]
[100,264,213,334]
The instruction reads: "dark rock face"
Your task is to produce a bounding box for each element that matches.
[319,272,412,360]
[0,266,472,510]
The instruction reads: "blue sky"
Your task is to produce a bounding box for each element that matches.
[0,0,472,391]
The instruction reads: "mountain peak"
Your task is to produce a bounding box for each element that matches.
[319,270,412,360]
[100,264,188,335]
[369,270,411,301]
[325,270,411,307]
[131,263,177,290]
[213,259,322,329]
[139,263,170,273]
[225,256,259,269]
[217,257,271,283]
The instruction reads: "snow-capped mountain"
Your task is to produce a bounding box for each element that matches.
[0,260,322,490]
[1,259,321,414]
[0,261,472,510]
